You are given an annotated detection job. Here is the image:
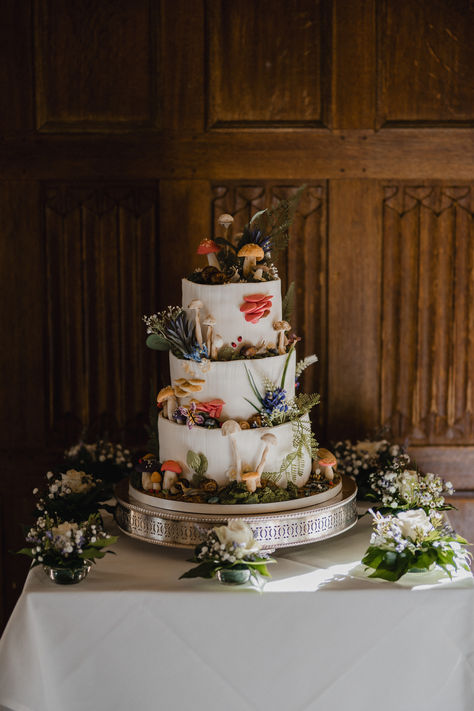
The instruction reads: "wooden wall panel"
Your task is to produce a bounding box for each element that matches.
[206,0,329,128]
[381,185,474,445]
[0,182,44,448]
[378,0,474,126]
[210,183,327,431]
[44,185,160,445]
[34,0,158,132]
[328,179,382,440]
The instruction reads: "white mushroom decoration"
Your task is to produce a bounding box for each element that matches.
[211,333,223,360]
[156,385,178,420]
[241,471,261,493]
[221,419,242,480]
[151,471,162,491]
[316,449,337,482]
[188,299,204,347]
[161,460,182,492]
[218,213,234,233]
[256,432,278,474]
[142,471,153,490]
[273,320,291,355]
[203,314,216,355]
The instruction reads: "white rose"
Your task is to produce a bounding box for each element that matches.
[61,469,91,494]
[52,521,78,537]
[214,521,259,556]
[398,470,419,502]
[396,509,434,541]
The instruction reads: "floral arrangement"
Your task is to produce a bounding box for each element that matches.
[32,469,112,522]
[332,439,411,499]
[362,508,470,581]
[180,520,274,586]
[18,514,118,571]
[64,439,133,486]
[244,347,320,428]
[144,306,208,362]
[369,468,454,513]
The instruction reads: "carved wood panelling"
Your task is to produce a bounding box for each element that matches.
[377,0,474,126]
[44,185,159,443]
[381,185,474,445]
[211,184,327,433]
[34,0,158,132]
[206,0,329,129]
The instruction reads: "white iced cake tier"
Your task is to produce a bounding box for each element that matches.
[170,350,295,421]
[158,413,312,487]
[182,278,283,347]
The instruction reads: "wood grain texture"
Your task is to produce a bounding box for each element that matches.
[43,185,160,445]
[1,129,473,180]
[381,185,474,445]
[328,179,382,440]
[34,0,158,132]
[206,0,328,128]
[378,0,474,126]
[160,0,205,133]
[332,0,376,129]
[0,182,44,448]
[0,0,34,135]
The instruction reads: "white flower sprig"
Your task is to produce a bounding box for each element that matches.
[369,469,454,512]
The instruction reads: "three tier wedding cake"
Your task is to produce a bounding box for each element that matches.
[129,191,342,513]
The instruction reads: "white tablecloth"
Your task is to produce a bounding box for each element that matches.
[1,515,474,711]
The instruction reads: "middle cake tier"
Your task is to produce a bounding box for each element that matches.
[169,349,296,421]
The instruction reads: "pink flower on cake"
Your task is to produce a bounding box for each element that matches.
[239,294,273,323]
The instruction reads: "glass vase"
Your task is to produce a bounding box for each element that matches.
[216,565,250,585]
[43,561,92,585]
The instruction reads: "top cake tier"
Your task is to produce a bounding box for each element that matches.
[182,278,282,347]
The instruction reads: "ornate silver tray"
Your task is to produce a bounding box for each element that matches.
[115,475,358,551]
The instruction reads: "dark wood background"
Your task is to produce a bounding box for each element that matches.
[1,0,473,630]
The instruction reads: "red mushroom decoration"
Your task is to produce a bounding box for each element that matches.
[161,460,182,491]
[197,239,221,270]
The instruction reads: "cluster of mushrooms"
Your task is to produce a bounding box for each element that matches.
[194,213,274,284]
[137,444,339,502]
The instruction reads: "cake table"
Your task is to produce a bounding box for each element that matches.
[1,513,473,711]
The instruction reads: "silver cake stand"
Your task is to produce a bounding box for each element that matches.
[114,475,358,551]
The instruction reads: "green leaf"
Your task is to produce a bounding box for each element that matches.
[280,344,295,389]
[179,562,218,579]
[243,397,261,413]
[16,547,34,558]
[146,334,170,351]
[250,208,268,226]
[282,281,295,322]
[197,453,208,476]
[187,450,202,474]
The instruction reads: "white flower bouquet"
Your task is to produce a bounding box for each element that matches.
[362,508,470,581]
[18,513,118,571]
[33,469,112,522]
[180,520,275,585]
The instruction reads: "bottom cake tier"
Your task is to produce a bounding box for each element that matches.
[158,413,313,488]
